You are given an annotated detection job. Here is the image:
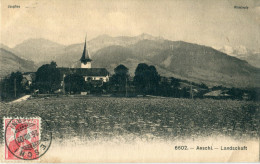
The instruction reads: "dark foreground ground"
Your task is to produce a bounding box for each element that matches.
[0,96,259,143]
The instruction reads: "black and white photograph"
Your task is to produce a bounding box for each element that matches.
[0,0,259,162]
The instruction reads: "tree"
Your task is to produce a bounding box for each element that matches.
[114,64,129,76]
[199,83,208,89]
[64,74,85,94]
[156,77,181,97]
[134,63,160,95]
[147,65,160,94]
[1,71,24,100]
[180,87,190,98]
[35,61,61,93]
[158,77,171,97]
[227,87,244,100]
[170,77,181,88]
[247,88,259,101]
[110,64,129,93]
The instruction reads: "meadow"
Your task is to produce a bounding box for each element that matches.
[0,96,259,143]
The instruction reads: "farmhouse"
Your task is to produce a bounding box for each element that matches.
[21,72,35,86]
[59,68,109,82]
[203,90,231,99]
[58,37,110,83]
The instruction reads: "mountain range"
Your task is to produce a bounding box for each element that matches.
[0,34,259,88]
[216,45,260,68]
[0,45,37,78]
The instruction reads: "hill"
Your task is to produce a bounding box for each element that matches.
[91,40,260,88]
[91,45,182,78]
[0,43,18,55]
[240,53,260,68]
[217,45,260,68]
[11,35,259,70]
[7,34,260,88]
[11,34,163,67]
[133,40,259,87]
[0,48,37,78]
[13,38,66,64]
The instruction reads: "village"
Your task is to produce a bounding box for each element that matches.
[0,37,256,102]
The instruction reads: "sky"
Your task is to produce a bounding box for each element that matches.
[1,0,260,51]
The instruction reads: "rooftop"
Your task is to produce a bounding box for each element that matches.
[58,68,109,77]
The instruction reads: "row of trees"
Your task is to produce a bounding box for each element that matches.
[0,62,184,97]
[0,61,259,101]
[108,63,194,98]
[109,64,161,95]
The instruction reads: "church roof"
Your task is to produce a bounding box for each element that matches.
[80,36,92,63]
[58,68,109,77]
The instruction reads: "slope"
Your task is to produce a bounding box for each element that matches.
[0,48,37,78]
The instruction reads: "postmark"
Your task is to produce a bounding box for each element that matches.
[4,117,52,160]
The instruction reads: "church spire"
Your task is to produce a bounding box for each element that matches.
[80,34,92,64]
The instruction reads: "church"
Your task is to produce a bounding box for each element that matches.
[58,37,110,84]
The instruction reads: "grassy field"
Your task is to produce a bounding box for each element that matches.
[0,96,259,142]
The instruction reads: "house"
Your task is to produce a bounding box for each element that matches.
[58,68,109,82]
[58,36,110,84]
[203,90,231,99]
[21,72,36,88]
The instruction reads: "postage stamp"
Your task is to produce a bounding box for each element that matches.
[3,117,51,161]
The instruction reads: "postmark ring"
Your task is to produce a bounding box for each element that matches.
[4,116,52,160]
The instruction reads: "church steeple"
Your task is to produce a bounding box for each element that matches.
[80,35,92,68]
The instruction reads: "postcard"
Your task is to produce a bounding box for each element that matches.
[0,0,259,162]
